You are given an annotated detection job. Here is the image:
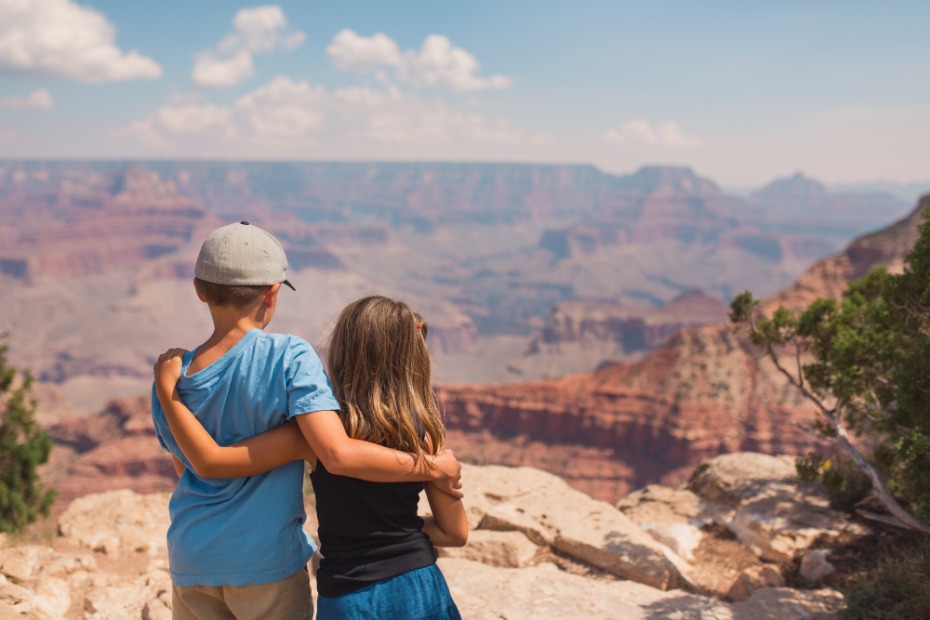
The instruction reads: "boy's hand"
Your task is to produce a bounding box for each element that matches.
[431,449,463,498]
[154,348,187,397]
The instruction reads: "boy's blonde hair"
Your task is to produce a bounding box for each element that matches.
[327,295,446,460]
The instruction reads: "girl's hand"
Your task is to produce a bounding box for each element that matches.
[431,449,464,498]
[154,348,187,397]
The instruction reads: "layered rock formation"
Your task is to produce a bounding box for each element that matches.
[1,455,850,619]
[42,396,175,514]
[441,323,816,501]
[441,195,930,502]
[0,167,216,282]
[763,193,930,313]
[519,290,729,377]
[0,166,351,283]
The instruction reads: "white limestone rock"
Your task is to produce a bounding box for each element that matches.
[437,529,540,567]
[58,489,170,557]
[455,464,687,590]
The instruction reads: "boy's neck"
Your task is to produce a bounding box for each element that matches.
[189,302,272,375]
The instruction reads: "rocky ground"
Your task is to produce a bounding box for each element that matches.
[0,452,870,619]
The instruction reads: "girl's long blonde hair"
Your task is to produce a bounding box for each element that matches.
[327,295,446,459]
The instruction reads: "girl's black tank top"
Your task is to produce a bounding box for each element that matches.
[310,460,437,597]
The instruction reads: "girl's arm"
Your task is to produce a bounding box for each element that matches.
[155,349,315,479]
[295,411,463,497]
[156,349,463,495]
[422,481,468,547]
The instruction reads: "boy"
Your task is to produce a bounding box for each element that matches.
[151,221,461,620]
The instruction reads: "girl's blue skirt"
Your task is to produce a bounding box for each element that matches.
[316,564,461,620]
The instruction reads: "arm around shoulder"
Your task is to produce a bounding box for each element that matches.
[296,409,445,482]
[154,350,314,478]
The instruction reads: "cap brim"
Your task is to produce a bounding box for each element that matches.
[282,279,296,291]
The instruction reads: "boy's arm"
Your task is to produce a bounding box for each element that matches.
[155,350,315,479]
[171,455,185,478]
[422,481,468,547]
[295,410,463,497]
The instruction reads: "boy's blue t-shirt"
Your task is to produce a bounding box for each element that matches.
[151,329,340,587]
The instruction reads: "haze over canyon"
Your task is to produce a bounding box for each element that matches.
[0,160,925,504]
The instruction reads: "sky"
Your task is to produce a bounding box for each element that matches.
[0,0,928,188]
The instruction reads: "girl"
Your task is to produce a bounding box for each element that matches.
[154,295,466,619]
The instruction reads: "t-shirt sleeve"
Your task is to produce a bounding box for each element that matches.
[151,383,179,456]
[285,338,341,419]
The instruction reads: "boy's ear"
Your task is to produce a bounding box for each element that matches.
[263,283,282,306]
[193,278,207,302]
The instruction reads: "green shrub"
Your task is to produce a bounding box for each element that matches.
[841,540,930,620]
[0,344,55,533]
[797,452,872,512]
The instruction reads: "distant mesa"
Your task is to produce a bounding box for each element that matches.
[618,165,722,196]
[0,165,215,281]
[529,290,728,354]
[751,171,827,202]
[0,165,347,281]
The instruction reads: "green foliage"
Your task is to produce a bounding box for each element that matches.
[797,453,872,512]
[840,539,930,620]
[730,208,930,525]
[0,344,55,534]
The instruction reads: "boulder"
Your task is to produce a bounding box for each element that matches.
[618,481,785,598]
[0,546,96,582]
[29,576,70,619]
[438,558,843,620]
[456,464,686,590]
[800,549,836,583]
[688,453,797,504]
[726,565,785,602]
[58,490,170,557]
[437,530,540,568]
[688,453,868,563]
[616,484,705,562]
[82,570,172,620]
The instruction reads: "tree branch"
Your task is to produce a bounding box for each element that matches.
[746,311,930,535]
[833,426,930,535]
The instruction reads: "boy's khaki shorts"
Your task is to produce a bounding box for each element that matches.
[172,567,312,620]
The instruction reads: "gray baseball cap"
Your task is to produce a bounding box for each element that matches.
[194,221,295,291]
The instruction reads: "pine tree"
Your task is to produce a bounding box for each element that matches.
[0,343,55,534]
[730,208,930,534]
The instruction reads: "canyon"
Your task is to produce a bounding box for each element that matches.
[0,161,912,395]
[0,161,924,508]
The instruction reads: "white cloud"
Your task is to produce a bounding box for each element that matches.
[153,103,233,135]
[401,35,511,91]
[123,75,531,157]
[191,50,254,90]
[327,29,401,72]
[192,5,304,89]
[0,0,161,82]
[0,88,53,109]
[235,76,325,138]
[604,120,702,147]
[232,6,304,52]
[326,30,510,92]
